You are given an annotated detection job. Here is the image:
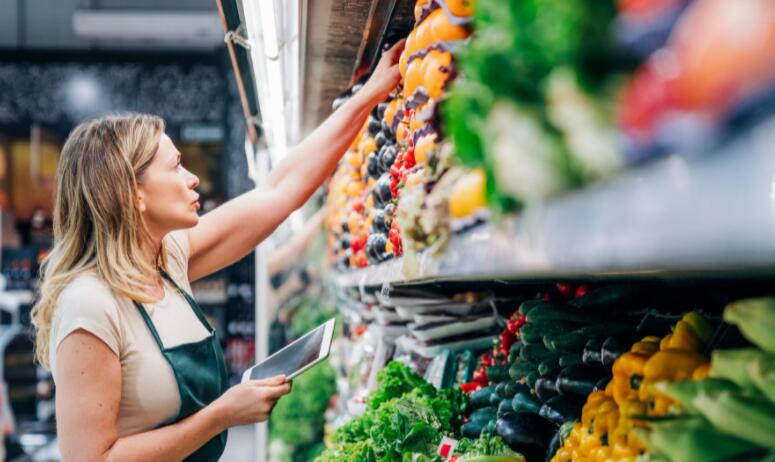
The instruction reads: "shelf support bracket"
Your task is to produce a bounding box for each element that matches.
[224,23,251,50]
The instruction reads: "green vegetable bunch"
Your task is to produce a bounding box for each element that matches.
[443,0,622,215]
[269,361,336,461]
[316,361,469,462]
[455,431,519,458]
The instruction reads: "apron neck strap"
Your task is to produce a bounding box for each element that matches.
[133,270,216,350]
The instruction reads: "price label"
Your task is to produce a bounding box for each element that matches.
[437,436,459,460]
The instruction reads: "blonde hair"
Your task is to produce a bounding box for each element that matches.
[32,113,169,369]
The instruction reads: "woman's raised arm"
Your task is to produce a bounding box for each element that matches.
[186,40,404,282]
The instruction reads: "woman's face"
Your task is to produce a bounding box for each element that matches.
[137,134,200,238]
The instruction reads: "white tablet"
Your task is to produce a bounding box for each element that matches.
[241,318,336,383]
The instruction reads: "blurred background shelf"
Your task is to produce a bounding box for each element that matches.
[332,115,775,288]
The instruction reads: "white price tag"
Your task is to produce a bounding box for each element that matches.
[437,436,459,460]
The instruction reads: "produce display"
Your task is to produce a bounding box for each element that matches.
[313,0,775,461]
[324,0,775,271]
[325,0,473,270]
[317,279,775,462]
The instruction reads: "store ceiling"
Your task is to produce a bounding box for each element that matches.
[0,0,222,51]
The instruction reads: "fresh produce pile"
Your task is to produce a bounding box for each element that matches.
[455,285,716,461]
[325,0,473,270]
[315,360,521,462]
[550,311,712,461]
[635,298,775,462]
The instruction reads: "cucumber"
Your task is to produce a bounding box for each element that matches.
[538,357,561,376]
[559,353,583,368]
[526,304,594,324]
[539,395,583,426]
[490,392,505,407]
[469,406,497,425]
[512,391,541,413]
[535,375,559,402]
[520,344,559,364]
[509,359,535,381]
[520,321,580,345]
[487,365,510,384]
[497,398,514,418]
[556,365,602,397]
[470,386,496,409]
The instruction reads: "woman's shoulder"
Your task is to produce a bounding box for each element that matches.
[56,272,121,317]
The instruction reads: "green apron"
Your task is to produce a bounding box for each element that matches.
[133,270,229,461]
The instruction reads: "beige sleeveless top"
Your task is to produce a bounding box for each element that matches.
[49,231,211,436]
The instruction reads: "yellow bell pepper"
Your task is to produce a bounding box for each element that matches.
[682,311,714,346]
[692,362,711,379]
[659,334,672,350]
[667,320,703,352]
[643,349,707,381]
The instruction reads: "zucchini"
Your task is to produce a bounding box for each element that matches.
[495,412,557,461]
[461,421,485,439]
[582,338,604,365]
[526,371,540,389]
[559,353,583,368]
[497,398,514,418]
[556,365,602,397]
[487,365,510,384]
[520,321,580,345]
[509,359,535,381]
[520,344,558,364]
[535,375,559,402]
[545,429,563,462]
[569,285,647,311]
[490,393,506,407]
[512,391,541,413]
[518,300,547,316]
[469,406,497,425]
[538,357,561,376]
[497,380,527,399]
[594,374,612,391]
[470,386,496,409]
[601,336,631,368]
[508,341,523,362]
[539,395,583,425]
[545,324,633,352]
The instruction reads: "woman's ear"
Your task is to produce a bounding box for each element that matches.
[136,189,147,213]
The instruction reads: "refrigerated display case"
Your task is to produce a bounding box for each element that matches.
[220,0,775,461]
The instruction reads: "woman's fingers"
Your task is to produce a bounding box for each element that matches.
[383,39,406,64]
[250,375,286,387]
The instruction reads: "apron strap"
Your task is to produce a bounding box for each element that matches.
[133,269,216,350]
[159,269,215,334]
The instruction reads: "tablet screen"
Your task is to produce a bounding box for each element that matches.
[246,320,330,381]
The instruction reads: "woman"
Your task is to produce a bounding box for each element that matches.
[31,41,404,461]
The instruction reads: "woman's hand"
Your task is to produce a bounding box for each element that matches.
[212,375,292,428]
[361,39,406,103]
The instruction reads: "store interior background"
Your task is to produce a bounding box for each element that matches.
[0,1,329,460]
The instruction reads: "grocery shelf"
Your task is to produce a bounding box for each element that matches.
[332,116,775,288]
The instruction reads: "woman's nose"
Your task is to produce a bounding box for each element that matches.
[186,169,200,189]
